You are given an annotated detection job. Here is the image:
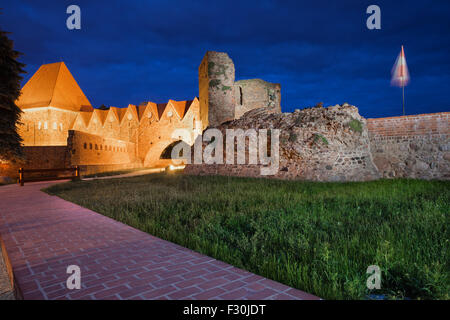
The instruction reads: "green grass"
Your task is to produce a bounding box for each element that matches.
[44,174,449,300]
[348,118,363,132]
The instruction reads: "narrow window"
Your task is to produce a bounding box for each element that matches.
[239,86,243,105]
[89,143,92,150]
[38,122,41,130]
[53,122,57,130]
[44,121,48,130]
[84,143,87,149]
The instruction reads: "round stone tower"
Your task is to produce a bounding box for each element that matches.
[198,51,235,128]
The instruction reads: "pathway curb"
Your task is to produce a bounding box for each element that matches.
[0,235,22,300]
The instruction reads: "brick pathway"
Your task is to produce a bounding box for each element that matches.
[0,181,319,300]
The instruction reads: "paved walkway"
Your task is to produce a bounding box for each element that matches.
[81,168,165,181]
[0,181,319,300]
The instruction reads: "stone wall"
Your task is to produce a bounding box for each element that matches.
[199,51,281,128]
[367,112,450,179]
[234,79,281,119]
[184,104,381,182]
[199,51,236,127]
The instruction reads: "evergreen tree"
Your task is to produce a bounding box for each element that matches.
[0,28,25,161]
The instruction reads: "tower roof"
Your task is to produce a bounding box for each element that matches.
[16,62,93,112]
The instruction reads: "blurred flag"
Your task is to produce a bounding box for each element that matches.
[391,45,410,115]
[391,45,410,87]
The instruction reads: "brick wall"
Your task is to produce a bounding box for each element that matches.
[67,130,138,166]
[367,112,450,179]
[18,108,78,146]
[0,146,68,180]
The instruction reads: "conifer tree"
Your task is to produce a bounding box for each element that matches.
[0,28,25,160]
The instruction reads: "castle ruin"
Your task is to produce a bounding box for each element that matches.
[199,51,281,127]
[1,51,282,178]
[1,51,448,181]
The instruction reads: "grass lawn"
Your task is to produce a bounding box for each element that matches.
[44,174,449,300]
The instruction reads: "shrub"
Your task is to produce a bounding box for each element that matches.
[348,118,363,132]
[209,79,221,88]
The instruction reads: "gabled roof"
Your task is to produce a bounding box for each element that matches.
[16,62,92,112]
[124,104,139,122]
[77,112,93,127]
[140,102,160,122]
[168,99,192,119]
[183,98,198,118]
[106,107,120,123]
[93,109,108,126]
[109,107,122,123]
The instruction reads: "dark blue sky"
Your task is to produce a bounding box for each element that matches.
[2,0,449,118]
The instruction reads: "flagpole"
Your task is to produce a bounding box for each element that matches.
[402,84,405,116]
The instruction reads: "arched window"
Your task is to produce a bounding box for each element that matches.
[95,144,98,150]
[38,122,42,130]
[44,121,48,130]
[84,143,87,149]
[160,141,190,159]
[53,122,57,130]
[89,143,93,150]
[59,123,63,131]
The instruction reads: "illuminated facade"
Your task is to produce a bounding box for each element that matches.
[16,62,205,168]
